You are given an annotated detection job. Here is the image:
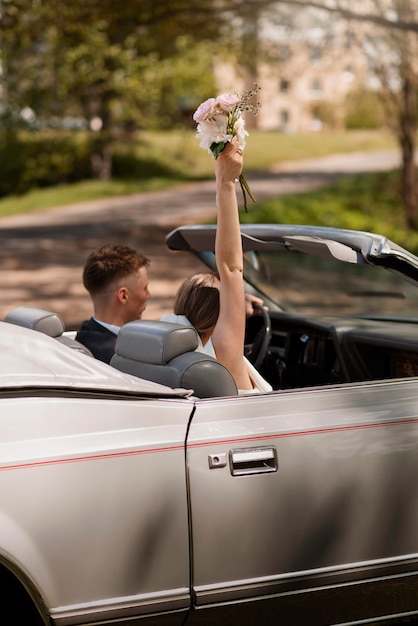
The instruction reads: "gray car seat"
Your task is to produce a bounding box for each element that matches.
[4,306,92,356]
[110,320,238,398]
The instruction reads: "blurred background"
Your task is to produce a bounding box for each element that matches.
[0,0,418,230]
[0,0,417,248]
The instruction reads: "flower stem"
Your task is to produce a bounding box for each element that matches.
[238,173,256,212]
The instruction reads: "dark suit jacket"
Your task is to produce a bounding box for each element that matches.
[76,318,117,364]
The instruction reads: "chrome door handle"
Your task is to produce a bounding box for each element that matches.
[229,446,278,476]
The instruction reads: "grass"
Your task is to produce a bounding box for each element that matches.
[0,129,397,217]
[0,178,185,217]
[133,128,397,174]
[1,128,416,264]
[240,168,418,255]
[240,129,397,168]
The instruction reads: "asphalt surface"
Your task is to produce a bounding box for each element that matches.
[0,148,402,328]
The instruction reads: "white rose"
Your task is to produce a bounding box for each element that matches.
[233,117,248,151]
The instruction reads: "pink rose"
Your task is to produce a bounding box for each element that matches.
[215,93,240,112]
[193,98,216,122]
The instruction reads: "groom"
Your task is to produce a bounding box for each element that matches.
[76,243,151,363]
[76,243,265,364]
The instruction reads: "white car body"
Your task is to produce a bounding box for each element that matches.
[1,224,418,625]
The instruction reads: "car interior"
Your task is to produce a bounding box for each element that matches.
[245,306,418,390]
[5,301,418,396]
[3,306,238,398]
[164,224,418,391]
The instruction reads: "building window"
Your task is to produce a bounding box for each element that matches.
[310,79,322,97]
[310,116,323,131]
[278,45,291,62]
[279,109,289,130]
[343,65,354,83]
[310,47,322,63]
[280,78,290,93]
[344,31,355,50]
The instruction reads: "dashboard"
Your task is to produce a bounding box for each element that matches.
[247,312,418,390]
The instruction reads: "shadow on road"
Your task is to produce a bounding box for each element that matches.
[0,150,402,328]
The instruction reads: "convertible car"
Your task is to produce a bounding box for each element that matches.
[0,224,417,626]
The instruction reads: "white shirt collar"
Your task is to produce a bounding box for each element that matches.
[93,317,120,335]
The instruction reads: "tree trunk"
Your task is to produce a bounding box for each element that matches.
[90,134,113,181]
[85,88,113,181]
[241,7,259,130]
[399,76,417,230]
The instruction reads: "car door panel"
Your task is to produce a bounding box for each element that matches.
[186,381,418,624]
[0,396,193,625]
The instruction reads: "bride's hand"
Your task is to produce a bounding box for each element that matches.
[215,138,243,184]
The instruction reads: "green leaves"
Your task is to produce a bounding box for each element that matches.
[210,141,226,159]
[0,0,222,133]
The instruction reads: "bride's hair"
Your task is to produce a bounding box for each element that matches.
[174,273,220,336]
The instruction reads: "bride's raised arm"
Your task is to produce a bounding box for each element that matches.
[211,139,253,391]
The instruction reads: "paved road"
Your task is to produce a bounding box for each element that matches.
[0,149,402,328]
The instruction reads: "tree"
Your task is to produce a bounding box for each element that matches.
[0,0,226,179]
[231,0,418,228]
[353,0,418,229]
[299,0,418,228]
[3,0,418,218]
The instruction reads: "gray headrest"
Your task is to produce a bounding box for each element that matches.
[111,320,238,398]
[115,320,199,364]
[4,306,65,337]
[111,350,238,398]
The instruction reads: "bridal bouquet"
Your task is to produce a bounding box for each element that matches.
[193,84,261,212]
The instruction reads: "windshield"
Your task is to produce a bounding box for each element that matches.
[243,249,418,319]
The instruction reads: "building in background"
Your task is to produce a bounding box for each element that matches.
[215,7,378,133]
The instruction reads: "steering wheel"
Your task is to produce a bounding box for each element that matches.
[244,303,272,369]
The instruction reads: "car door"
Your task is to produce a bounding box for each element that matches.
[185,381,418,626]
[0,394,193,625]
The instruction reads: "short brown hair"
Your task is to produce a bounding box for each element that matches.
[82,244,150,295]
[174,273,220,335]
